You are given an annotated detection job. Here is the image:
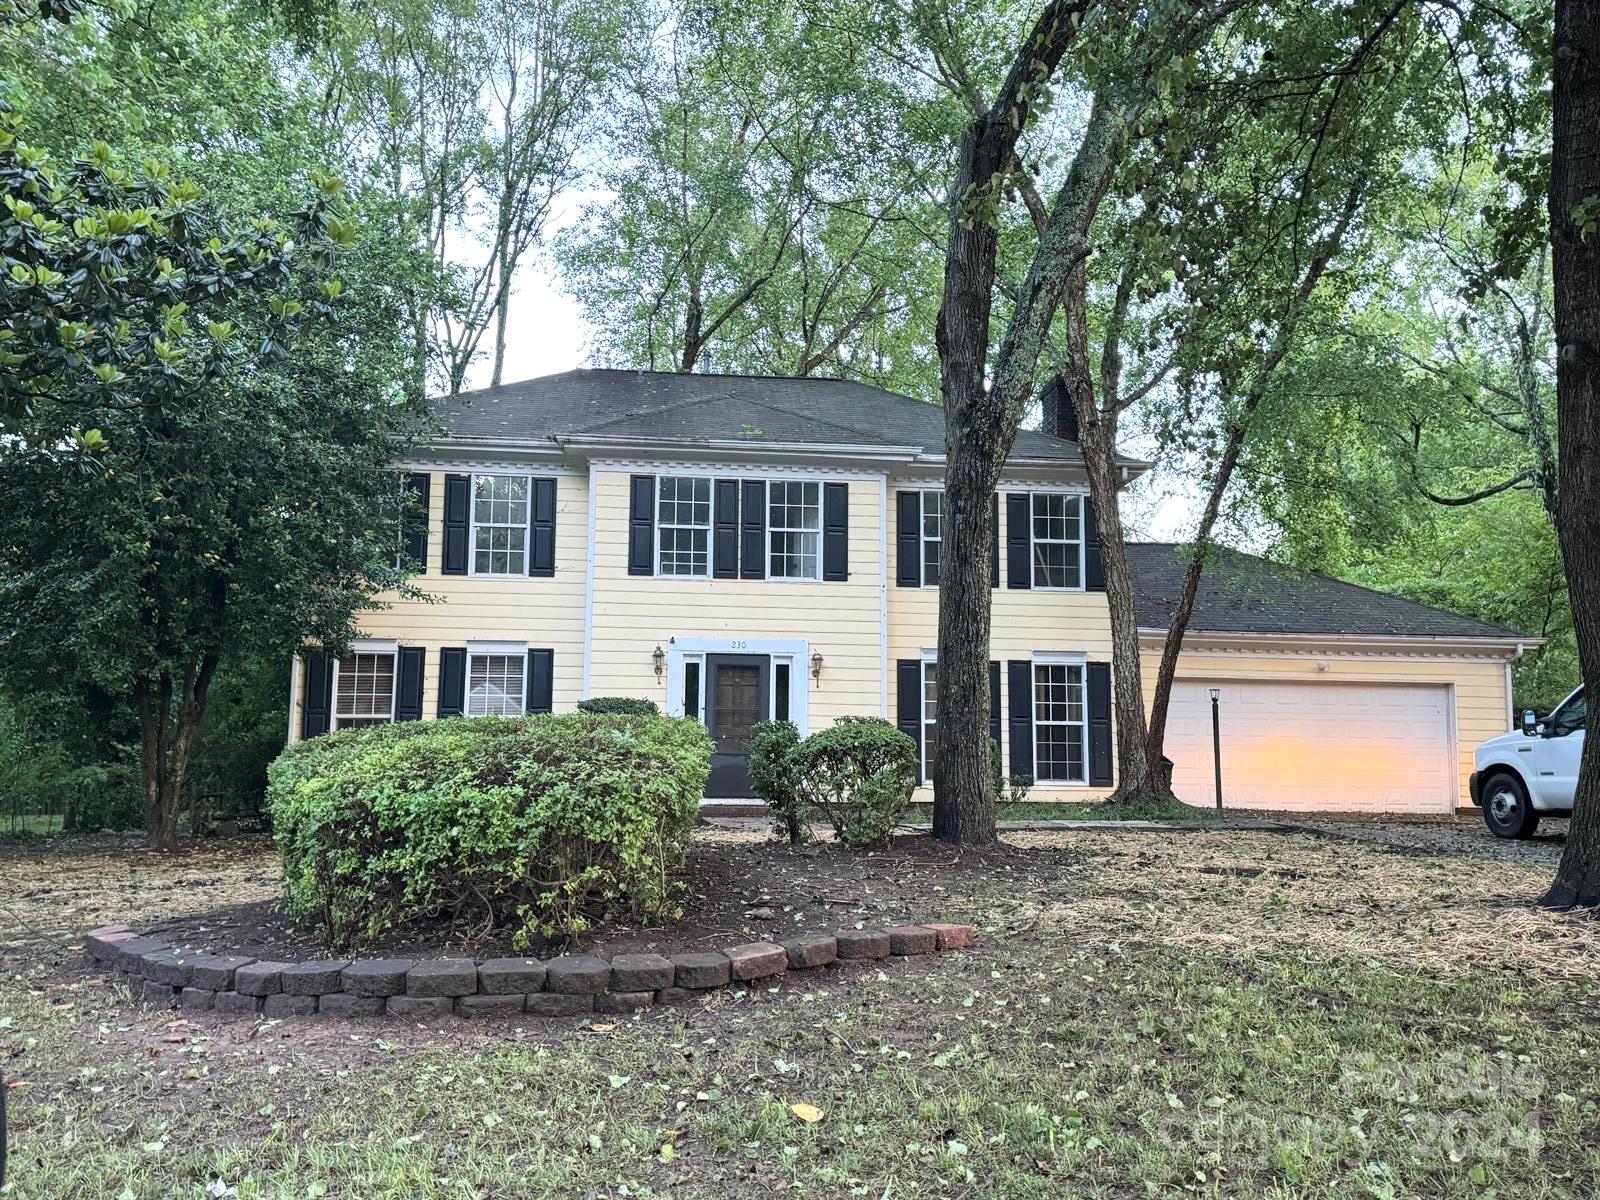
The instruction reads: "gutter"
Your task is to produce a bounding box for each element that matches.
[1136,628,1544,657]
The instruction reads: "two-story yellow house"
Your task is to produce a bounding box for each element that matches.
[288,369,1534,814]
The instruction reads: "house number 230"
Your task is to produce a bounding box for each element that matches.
[730,640,747,650]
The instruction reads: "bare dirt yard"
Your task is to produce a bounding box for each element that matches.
[3,818,1598,1198]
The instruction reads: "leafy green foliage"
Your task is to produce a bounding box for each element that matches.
[791,716,915,849]
[576,696,660,716]
[748,719,807,845]
[267,712,713,949]
[989,737,1032,806]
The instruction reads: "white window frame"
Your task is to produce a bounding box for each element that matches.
[656,475,713,578]
[465,642,527,717]
[332,640,398,731]
[469,472,531,578]
[920,490,943,588]
[1032,654,1089,785]
[920,652,939,778]
[767,479,823,582]
[1029,491,1086,591]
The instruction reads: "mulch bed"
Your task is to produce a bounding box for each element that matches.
[139,829,1071,963]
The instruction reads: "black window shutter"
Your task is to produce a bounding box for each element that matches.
[1008,660,1034,778]
[823,482,849,581]
[1006,494,1031,589]
[526,649,553,714]
[1087,661,1113,786]
[302,652,333,738]
[989,660,1002,755]
[437,647,467,718]
[990,493,999,589]
[529,477,556,577]
[740,479,766,579]
[1084,496,1104,592]
[713,479,740,578]
[895,491,920,587]
[395,647,425,721]
[402,473,429,573]
[896,659,923,783]
[442,474,470,575]
[628,475,655,575]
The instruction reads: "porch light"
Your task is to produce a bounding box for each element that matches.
[652,644,666,678]
[811,650,824,680]
[1208,687,1220,702]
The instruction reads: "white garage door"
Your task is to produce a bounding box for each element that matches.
[1165,679,1455,814]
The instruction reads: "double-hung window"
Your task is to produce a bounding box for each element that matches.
[658,476,712,576]
[769,480,821,580]
[1031,493,1083,589]
[334,650,396,730]
[467,649,526,717]
[922,660,939,775]
[472,474,529,575]
[921,491,943,585]
[1033,662,1087,782]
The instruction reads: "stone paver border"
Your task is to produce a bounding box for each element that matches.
[78,920,976,1022]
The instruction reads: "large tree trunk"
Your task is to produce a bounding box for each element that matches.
[1542,0,1600,907]
[134,657,219,852]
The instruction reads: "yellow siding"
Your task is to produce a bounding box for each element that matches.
[1140,649,1511,808]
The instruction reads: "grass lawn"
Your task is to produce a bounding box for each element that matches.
[3,822,1598,1198]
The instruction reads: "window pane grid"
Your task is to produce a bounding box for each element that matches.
[1031,494,1082,588]
[1034,663,1085,782]
[923,661,938,777]
[658,477,712,576]
[467,652,526,717]
[922,490,942,585]
[472,474,530,575]
[335,652,396,729]
[769,480,821,579]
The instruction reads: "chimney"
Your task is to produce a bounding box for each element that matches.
[1039,374,1079,442]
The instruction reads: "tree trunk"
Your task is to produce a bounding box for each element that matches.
[491,241,512,388]
[134,657,219,852]
[1543,0,1600,907]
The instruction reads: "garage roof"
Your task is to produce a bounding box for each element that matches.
[1125,542,1527,640]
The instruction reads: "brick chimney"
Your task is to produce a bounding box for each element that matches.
[1039,374,1079,442]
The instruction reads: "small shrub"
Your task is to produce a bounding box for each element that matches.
[748,720,807,844]
[990,737,1034,805]
[791,716,916,848]
[267,712,711,949]
[577,696,659,716]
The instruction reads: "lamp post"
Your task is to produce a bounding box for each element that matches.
[1208,687,1223,811]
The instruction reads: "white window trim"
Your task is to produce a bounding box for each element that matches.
[1028,490,1087,592]
[664,638,810,735]
[919,649,939,779]
[655,475,714,579]
[767,479,824,583]
[465,643,528,718]
[467,471,533,578]
[332,644,399,729]
[1030,652,1090,786]
[919,489,943,589]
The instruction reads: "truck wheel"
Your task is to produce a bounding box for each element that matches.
[1482,772,1539,839]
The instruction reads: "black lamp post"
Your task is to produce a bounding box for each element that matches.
[1208,687,1223,811]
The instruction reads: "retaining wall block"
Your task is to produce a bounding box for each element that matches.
[925,923,976,951]
[724,942,787,982]
[478,958,546,996]
[281,960,351,996]
[85,928,136,961]
[457,994,525,1017]
[653,986,700,1007]
[341,959,413,998]
[114,936,171,971]
[608,953,674,992]
[406,958,479,998]
[781,935,837,969]
[524,992,593,1017]
[180,987,215,1013]
[318,993,386,1018]
[387,995,454,1019]
[141,949,196,987]
[834,929,891,960]
[234,961,290,996]
[885,925,938,956]
[141,980,177,1007]
[544,955,610,995]
[190,955,256,991]
[595,990,655,1014]
[214,991,261,1016]
[263,993,317,1018]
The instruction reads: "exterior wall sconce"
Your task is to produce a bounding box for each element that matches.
[810,650,824,680]
[652,644,665,678]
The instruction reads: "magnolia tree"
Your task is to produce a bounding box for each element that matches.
[0,119,422,849]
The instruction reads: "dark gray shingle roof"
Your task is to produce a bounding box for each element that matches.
[1125,542,1526,640]
[433,369,1097,462]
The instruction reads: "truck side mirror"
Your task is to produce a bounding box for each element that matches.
[1522,709,1539,737]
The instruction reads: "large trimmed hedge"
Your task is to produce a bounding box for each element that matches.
[267,713,712,949]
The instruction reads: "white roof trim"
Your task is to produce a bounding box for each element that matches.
[1139,629,1539,659]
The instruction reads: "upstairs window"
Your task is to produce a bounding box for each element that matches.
[472,474,529,575]
[334,651,396,729]
[1034,662,1086,781]
[467,650,526,717]
[658,476,712,576]
[921,491,943,585]
[1031,493,1082,589]
[769,480,821,579]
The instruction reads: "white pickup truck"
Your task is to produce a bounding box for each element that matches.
[1472,684,1587,838]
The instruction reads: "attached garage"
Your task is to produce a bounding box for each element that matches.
[1126,545,1538,814]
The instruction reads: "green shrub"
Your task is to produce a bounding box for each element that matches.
[748,720,807,844]
[791,716,916,848]
[990,737,1034,805]
[267,712,712,949]
[577,696,659,716]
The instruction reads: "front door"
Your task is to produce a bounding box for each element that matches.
[705,654,769,798]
